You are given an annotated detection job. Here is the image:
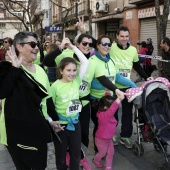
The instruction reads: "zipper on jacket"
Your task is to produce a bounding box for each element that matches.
[21,67,48,95]
[17,144,38,151]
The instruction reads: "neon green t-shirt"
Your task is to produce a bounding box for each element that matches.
[55,48,91,106]
[89,55,118,99]
[51,76,81,124]
[0,64,51,145]
[0,99,7,145]
[79,58,96,105]
[109,43,138,89]
[22,64,52,118]
[33,50,47,64]
[55,48,74,67]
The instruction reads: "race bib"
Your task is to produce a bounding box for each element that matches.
[66,99,82,116]
[79,80,88,93]
[119,69,130,79]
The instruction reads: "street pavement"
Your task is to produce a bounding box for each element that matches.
[0,66,169,170]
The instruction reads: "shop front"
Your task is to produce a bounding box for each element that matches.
[138,5,170,55]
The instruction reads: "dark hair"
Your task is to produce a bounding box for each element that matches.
[98,95,116,111]
[162,37,170,46]
[96,35,112,45]
[13,31,38,56]
[76,34,93,44]
[3,37,13,46]
[116,26,130,35]
[141,41,147,47]
[57,57,77,79]
[76,34,97,48]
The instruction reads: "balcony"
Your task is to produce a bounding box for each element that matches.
[61,0,89,22]
[128,0,153,5]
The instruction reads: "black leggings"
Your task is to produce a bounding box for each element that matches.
[67,103,91,159]
[79,103,91,149]
[54,122,81,170]
[6,145,47,170]
[90,99,99,152]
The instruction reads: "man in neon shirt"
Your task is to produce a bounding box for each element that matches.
[110,26,153,148]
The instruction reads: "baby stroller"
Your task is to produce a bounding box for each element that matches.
[126,77,170,169]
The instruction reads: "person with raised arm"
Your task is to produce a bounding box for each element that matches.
[0,31,63,170]
[51,38,89,170]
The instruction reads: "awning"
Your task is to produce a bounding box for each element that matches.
[92,13,123,23]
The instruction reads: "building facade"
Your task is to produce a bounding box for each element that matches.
[93,0,170,55]
[30,0,51,43]
[48,0,96,41]
[30,0,170,55]
[0,0,25,42]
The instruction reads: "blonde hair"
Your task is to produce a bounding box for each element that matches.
[48,43,58,53]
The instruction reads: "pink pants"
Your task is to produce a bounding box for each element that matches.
[94,137,114,168]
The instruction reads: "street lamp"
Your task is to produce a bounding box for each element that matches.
[26,21,30,31]
[39,13,44,43]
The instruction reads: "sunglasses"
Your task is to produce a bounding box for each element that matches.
[81,42,93,47]
[20,41,38,48]
[3,41,8,43]
[100,42,112,47]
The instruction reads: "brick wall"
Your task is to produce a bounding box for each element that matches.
[123,9,140,48]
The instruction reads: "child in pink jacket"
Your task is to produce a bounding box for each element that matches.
[92,95,124,170]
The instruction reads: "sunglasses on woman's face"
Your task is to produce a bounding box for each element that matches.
[81,42,93,47]
[20,41,38,48]
[100,42,112,47]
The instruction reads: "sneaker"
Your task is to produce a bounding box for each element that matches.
[112,135,119,145]
[119,137,132,149]
[92,158,103,168]
[66,152,70,167]
[80,157,92,170]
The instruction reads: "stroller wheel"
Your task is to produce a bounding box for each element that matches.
[157,162,170,170]
[139,143,145,156]
[132,143,141,157]
[153,142,161,152]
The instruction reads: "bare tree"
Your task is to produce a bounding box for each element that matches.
[87,0,92,35]
[155,0,170,75]
[155,0,170,55]
[49,0,72,38]
[0,0,42,31]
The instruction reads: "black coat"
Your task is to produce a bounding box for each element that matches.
[146,44,154,55]
[0,61,52,168]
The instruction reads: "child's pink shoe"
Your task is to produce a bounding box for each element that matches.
[80,157,92,170]
[104,167,112,170]
[92,158,103,168]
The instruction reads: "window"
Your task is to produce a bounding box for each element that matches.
[0,23,6,28]
[46,11,48,18]
[13,23,22,29]
[6,11,23,17]
[0,2,4,8]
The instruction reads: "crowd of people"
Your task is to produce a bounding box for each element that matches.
[135,38,155,83]
[0,20,170,170]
